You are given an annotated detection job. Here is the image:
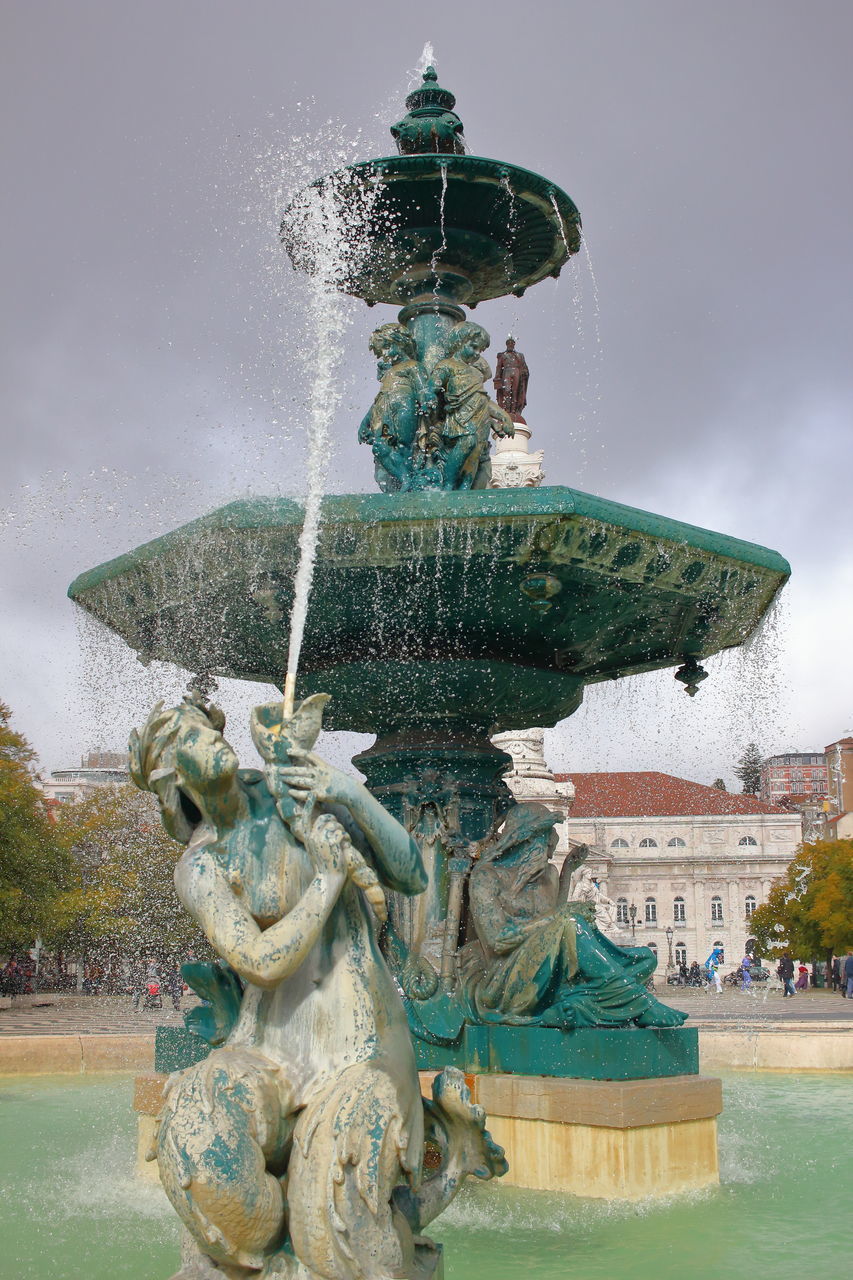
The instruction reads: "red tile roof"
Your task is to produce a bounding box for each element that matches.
[554,771,790,818]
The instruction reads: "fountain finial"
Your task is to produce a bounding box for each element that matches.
[391,64,466,155]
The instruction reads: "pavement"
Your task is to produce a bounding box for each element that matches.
[1,988,852,1037]
[0,993,194,1037]
[658,986,853,1028]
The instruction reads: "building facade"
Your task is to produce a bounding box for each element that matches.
[553,773,801,972]
[759,752,829,805]
[41,751,129,805]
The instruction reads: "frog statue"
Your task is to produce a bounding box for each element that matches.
[129,691,506,1280]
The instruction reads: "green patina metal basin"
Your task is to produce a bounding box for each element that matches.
[283,154,581,306]
[68,487,789,736]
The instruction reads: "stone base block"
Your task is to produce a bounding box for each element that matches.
[415,1022,698,1079]
[472,1072,722,1199]
[135,1068,720,1201]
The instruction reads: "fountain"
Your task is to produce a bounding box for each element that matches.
[67,65,789,1277]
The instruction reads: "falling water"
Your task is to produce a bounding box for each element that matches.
[431,162,449,285]
[549,190,571,258]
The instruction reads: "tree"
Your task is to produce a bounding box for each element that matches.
[712,778,728,791]
[0,701,71,953]
[748,839,853,964]
[734,742,763,795]
[52,783,208,963]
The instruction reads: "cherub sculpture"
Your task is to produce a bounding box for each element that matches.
[431,323,515,490]
[129,691,506,1280]
[460,803,686,1029]
[358,323,435,492]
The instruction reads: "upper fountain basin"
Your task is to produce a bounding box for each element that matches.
[68,488,789,736]
[282,154,581,306]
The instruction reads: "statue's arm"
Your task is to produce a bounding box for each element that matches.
[274,750,427,897]
[328,781,427,897]
[174,835,345,990]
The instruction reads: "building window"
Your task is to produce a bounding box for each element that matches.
[675,942,687,967]
[745,895,756,919]
[644,897,657,924]
[738,836,758,846]
[647,942,658,962]
[616,898,629,924]
[673,896,686,923]
[667,837,686,847]
[711,895,724,922]
[610,838,629,848]
[639,837,658,848]
[713,941,725,964]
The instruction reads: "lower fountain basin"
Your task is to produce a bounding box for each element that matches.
[68,486,789,735]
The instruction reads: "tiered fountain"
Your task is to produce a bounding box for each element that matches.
[69,67,789,1276]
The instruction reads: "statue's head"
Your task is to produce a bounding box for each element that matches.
[481,802,561,864]
[250,693,331,766]
[447,322,490,363]
[129,696,228,844]
[369,323,416,372]
[505,336,516,350]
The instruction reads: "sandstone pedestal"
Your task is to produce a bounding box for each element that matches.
[467,1071,721,1199]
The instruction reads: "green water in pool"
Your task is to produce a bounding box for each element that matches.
[0,1072,850,1280]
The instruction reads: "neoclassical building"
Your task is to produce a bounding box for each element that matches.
[554,772,801,971]
[494,733,801,973]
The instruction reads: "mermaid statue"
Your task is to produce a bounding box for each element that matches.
[129,690,506,1280]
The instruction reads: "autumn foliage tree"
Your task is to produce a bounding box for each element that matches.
[52,783,208,962]
[0,701,70,953]
[749,839,853,964]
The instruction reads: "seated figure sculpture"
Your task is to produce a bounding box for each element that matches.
[461,804,686,1029]
[129,690,506,1280]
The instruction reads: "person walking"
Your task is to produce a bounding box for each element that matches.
[705,946,724,994]
[831,955,841,993]
[795,963,809,991]
[130,955,147,1012]
[844,952,853,999]
[740,954,752,990]
[164,962,183,1012]
[778,951,795,997]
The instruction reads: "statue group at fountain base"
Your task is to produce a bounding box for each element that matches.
[358,320,517,493]
[128,691,683,1280]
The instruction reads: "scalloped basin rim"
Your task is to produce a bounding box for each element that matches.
[68,487,791,600]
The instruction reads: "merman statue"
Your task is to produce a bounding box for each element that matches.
[129,691,506,1280]
[460,804,686,1029]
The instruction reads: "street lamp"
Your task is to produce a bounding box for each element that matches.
[665,925,674,969]
[628,902,637,938]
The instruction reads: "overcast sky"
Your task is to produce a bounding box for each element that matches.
[1,1,851,786]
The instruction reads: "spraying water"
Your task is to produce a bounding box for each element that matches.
[278,172,380,716]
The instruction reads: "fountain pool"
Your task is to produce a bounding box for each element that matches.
[1,1072,849,1280]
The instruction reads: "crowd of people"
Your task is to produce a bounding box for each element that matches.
[0,950,194,1008]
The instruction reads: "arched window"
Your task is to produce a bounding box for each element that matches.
[639,837,658,848]
[673,896,686,923]
[644,897,657,924]
[675,942,687,967]
[713,941,725,963]
[616,898,629,924]
[668,837,686,847]
[647,942,658,961]
[739,836,758,846]
[610,838,629,848]
[745,895,756,919]
[711,895,724,922]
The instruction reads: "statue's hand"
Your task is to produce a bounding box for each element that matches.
[277,749,356,808]
[305,812,350,878]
